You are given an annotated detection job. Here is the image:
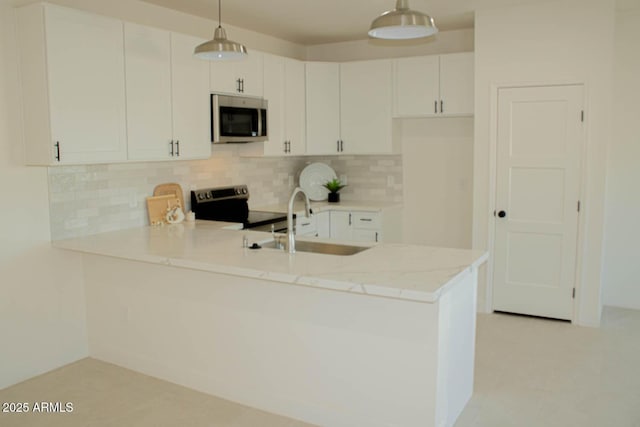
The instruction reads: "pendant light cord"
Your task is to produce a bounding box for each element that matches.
[218,0,222,29]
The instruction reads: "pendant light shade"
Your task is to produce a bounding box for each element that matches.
[368,0,438,40]
[194,0,247,60]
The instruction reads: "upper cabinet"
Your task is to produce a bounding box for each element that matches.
[305,59,396,156]
[17,4,127,165]
[125,25,210,161]
[17,4,210,165]
[167,32,211,160]
[340,59,394,155]
[262,54,306,156]
[210,52,263,97]
[305,62,341,155]
[394,52,474,117]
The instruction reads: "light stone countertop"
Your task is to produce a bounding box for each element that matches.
[254,199,402,214]
[53,220,488,303]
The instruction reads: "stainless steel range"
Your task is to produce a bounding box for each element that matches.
[190,185,289,233]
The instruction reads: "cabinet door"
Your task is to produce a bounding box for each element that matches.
[316,211,330,239]
[439,53,474,116]
[238,52,264,97]
[124,23,173,161]
[340,60,393,154]
[210,51,263,97]
[284,58,306,155]
[262,54,286,156]
[46,5,127,163]
[352,229,380,243]
[170,32,211,160]
[329,211,353,241]
[393,56,440,117]
[305,62,341,155]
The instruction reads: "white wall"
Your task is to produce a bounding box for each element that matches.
[306,28,473,62]
[601,8,640,309]
[0,0,87,389]
[473,0,615,326]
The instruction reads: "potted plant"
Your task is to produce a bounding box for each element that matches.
[323,178,346,203]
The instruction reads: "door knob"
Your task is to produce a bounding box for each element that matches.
[498,210,507,218]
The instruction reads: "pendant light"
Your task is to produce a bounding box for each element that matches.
[368,0,438,40]
[194,0,247,60]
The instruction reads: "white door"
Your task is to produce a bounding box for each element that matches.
[46,6,127,163]
[170,32,211,160]
[284,58,306,155]
[439,53,474,116]
[262,54,286,155]
[329,211,353,241]
[493,85,584,320]
[305,62,341,155]
[340,59,393,154]
[393,55,439,117]
[124,23,173,161]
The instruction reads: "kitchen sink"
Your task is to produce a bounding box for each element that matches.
[262,239,370,256]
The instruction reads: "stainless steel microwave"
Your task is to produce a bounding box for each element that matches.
[211,94,268,143]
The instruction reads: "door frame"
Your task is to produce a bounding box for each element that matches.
[484,81,589,324]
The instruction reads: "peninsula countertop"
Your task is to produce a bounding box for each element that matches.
[53,221,488,303]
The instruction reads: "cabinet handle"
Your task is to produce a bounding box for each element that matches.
[236,78,242,93]
[440,100,444,113]
[337,140,340,152]
[375,232,379,242]
[176,140,180,157]
[54,141,61,162]
[435,100,438,114]
[170,140,174,156]
[340,140,344,152]
[349,213,352,225]
[360,218,373,222]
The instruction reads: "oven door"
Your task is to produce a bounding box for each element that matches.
[212,94,268,143]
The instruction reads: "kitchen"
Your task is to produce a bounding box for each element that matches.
[1,0,639,426]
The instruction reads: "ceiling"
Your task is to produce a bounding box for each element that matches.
[138,0,533,45]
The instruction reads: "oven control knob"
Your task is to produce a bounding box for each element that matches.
[242,188,248,194]
[205,193,211,199]
[198,193,204,200]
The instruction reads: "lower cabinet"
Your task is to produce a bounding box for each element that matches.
[293,207,401,243]
[329,210,382,243]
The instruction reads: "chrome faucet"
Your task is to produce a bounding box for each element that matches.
[287,187,311,254]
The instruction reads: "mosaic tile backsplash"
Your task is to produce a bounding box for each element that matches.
[48,146,403,240]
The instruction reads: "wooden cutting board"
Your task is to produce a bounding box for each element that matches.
[146,194,182,225]
[153,183,184,211]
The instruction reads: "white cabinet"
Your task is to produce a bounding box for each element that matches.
[306,60,395,155]
[394,52,474,117]
[329,210,382,243]
[305,62,341,155]
[262,55,306,156]
[210,52,263,97]
[329,211,354,240]
[340,59,394,154]
[315,211,330,238]
[17,3,127,165]
[169,32,211,160]
[295,213,316,236]
[124,24,210,161]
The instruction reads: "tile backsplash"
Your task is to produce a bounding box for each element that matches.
[48,146,403,240]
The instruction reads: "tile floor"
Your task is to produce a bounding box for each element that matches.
[1,306,639,427]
